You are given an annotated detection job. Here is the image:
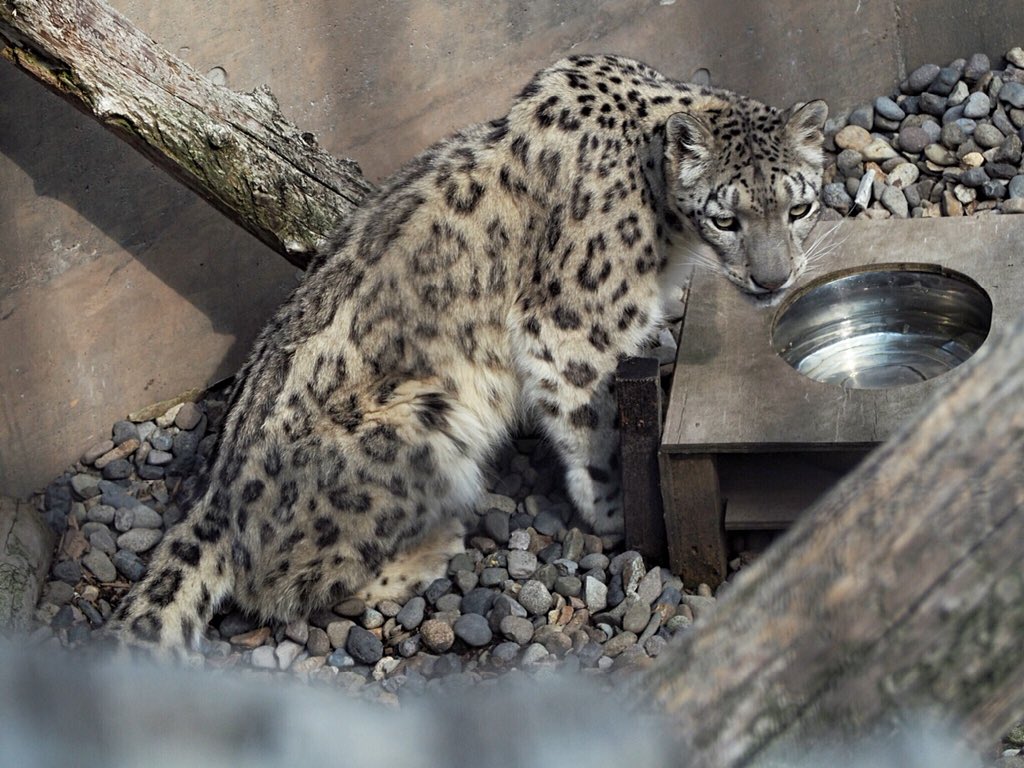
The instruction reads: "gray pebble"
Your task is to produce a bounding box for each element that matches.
[578,553,609,571]
[171,428,201,459]
[275,640,303,670]
[517,580,553,615]
[836,148,864,176]
[499,615,535,645]
[681,594,718,620]
[306,627,331,656]
[147,450,173,466]
[993,134,1023,164]
[70,474,101,500]
[622,600,653,634]
[174,402,203,430]
[423,577,452,605]
[1009,175,1024,198]
[116,528,163,553]
[53,560,82,585]
[960,167,990,188]
[434,593,462,613]
[111,420,139,445]
[940,121,966,148]
[113,507,135,533]
[584,575,608,612]
[250,645,277,669]
[327,649,356,668]
[98,481,136,509]
[130,505,163,529]
[137,464,165,481]
[873,95,905,121]
[101,459,133,481]
[346,626,383,665]
[962,91,991,118]
[928,67,960,97]
[453,613,493,646]
[1000,81,1024,109]
[88,527,117,555]
[111,550,146,581]
[561,528,585,562]
[981,179,1008,200]
[508,529,530,551]
[360,608,384,630]
[77,600,104,627]
[531,508,565,536]
[919,92,948,117]
[461,587,497,616]
[479,567,509,587]
[149,429,174,452]
[475,492,516,515]
[554,575,582,597]
[507,549,538,579]
[974,123,1005,148]
[82,550,117,582]
[963,52,990,83]
[847,104,873,130]
[576,640,604,667]
[136,421,157,444]
[396,596,426,630]
[397,635,422,658]
[87,504,115,524]
[822,183,853,212]
[520,643,550,666]
[490,641,521,666]
[906,63,940,93]
[482,509,510,544]
[987,162,1018,180]
[880,185,909,218]
[453,569,478,594]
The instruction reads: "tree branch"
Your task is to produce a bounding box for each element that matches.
[0,0,376,268]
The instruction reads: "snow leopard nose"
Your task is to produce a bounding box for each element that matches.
[751,270,790,292]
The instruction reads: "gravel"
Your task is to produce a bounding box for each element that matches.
[822,47,1024,221]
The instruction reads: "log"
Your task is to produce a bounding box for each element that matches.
[641,308,1024,766]
[0,0,376,269]
[0,497,54,632]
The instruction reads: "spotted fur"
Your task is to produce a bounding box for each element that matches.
[105,54,827,654]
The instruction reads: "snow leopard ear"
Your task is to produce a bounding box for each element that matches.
[784,99,829,158]
[665,111,715,180]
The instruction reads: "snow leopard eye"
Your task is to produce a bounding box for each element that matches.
[789,203,812,221]
[710,215,738,231]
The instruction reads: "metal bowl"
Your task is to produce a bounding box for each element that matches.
[772,264,992,389]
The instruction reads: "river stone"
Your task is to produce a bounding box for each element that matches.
[453,613,493,647]
[396,596,426,630]
[507,550,538,579]
[887,162,920,189]
[873,95,904,121]
[962,91,991,119]
[116,528,163,554]
[1000,81,1024,109]
[897,125,930,153]
[834,125,871,151]
[81,550,117,583]
[962,52,990,83]
[346,626,383,665]
[974,123,1006,149]
[880,185,910,218]
[517,580,553,615]
[111,550,146,581]
[419,619,455,653]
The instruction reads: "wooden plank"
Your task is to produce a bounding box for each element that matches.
[616,356,668,565]
[662,217,1024,452]
[658,453,726,587]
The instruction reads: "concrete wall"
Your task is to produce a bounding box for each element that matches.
[3,0,1024,496]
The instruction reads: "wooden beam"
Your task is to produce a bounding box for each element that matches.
[616,356,668,565]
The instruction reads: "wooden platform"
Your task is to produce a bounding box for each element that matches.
[657,216,1024,587]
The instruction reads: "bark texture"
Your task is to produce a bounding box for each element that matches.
[642,309,1024,766]
[0,497,54,632]
[0,0,376,269]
